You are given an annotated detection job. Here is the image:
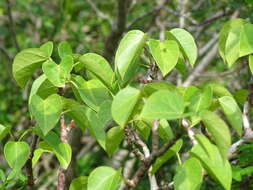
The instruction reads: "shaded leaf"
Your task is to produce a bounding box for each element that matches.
[105,126,124,157]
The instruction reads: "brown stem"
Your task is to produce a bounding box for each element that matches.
[25,134,38,189]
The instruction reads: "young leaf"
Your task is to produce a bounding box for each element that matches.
[79,53,114,90]
[219,96,243,136]
[0,124,11,141]
[174,158,203,190]
[71,75,111,112]
[40,41,53,57]
[239,23,253,57]
[70,176,88,190]
[141,90,185,120]
[158,119,174,141]
[32,148,46,168]
[105,126,124,157]
[13,48,48,88]
[191,135,232,190]
[115,30,147,85]
[200,111,231,160]
[148,39,179,76]
[42,55,73,87]
[54,143,72,169]
[111,87,141,127]
[87,166,122,190]
[166,28,197,66]
[58,41,72,59]
[30,94,62,135]
[151,139,183,174]
[4,141,30,171]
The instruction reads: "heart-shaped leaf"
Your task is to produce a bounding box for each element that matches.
[30,94,62,135]
[166,28,197,66]
[58,41,72,59]
[42,55,73,87]
[174,158,203,190]
[13,48,49,88]
[88,166,122,190]
[115,30,147,85]
[4,141,30,171]
[40,41,53,57]
[148,39,179,76]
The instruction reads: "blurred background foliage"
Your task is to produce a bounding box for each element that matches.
[1,0,253,189]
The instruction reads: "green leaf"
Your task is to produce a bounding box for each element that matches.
[79,53,114,90]
[58,41,72,59]
[249,54,253,74]
[106,126,124,157]
[85,108,107,149]
[88,166,122,190]
[4,141,30,171]
[219,96,243,136]
[0,124,11,141]
[142,82,175,97]
[135,120,151,140]
[158,119,174,141]
[151,139,183,174]
[111,87,141,127]
[191,135,232,190]
[32,148,47,167]
[40,41,53,57]
[189,86,213,113]
[148,39,179,76]
[13,48,48,88]
[218,19,246,66]
[115,30,147,85]
[174,158,203,190]
[30,94,62,135]
[71,75,111,112]
[62,98,89,131]
[234,89,248,105]
[200,111,231,160]
[70,176,88,190]
[240,23,253,57]
[42,55,73,87]
[166,28,197,66]
[208,83,233,98]
[33,130,72,169]
[97,100,112,127]
[141,90,185,120]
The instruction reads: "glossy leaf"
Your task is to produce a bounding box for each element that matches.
[30,94,62,135]
[148,39,179,76]
[40,41,53,57]
[239,23,253,56]
[42,55,73,87]
[111,87,141,127]
[174,158,203,190]
[191,135,232,190]
[219,96,243,136]
[115,30,147,85]
[13,48,48,88]
[4,141,30,171]
[166,28,197,66]
[151,139,183,174]
[70,176,88,190]
[141,90,185,120]
[87,166,122,190]
[105,126,124,157]
[58,41,72,58]
[79,53,114,90]
[71,75,111,112]
[200,111,231,160]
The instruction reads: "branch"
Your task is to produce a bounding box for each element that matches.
[182,119,197,144]
[25,134,39,189]
[5,0,20,51]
